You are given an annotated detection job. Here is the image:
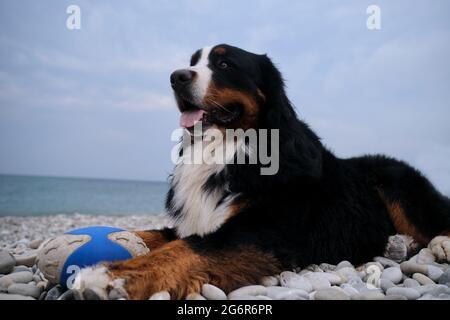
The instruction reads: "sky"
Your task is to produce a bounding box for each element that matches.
[0,1,449,195]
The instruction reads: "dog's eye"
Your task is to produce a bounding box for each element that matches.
[218,61,228,69]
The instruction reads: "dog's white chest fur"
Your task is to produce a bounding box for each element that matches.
[170,138,239,238]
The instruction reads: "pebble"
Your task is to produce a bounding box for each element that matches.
[108,288,127,300]
[419,293,449,300]
[229,295,260,300]
[314,287,350,300]
[438,269,450,286]
[341,285,359,297]
[298,269,311,276]
[384,235,409,262]
[336,261,354,270]
[386,287,420,300]
[306,275,331,291]
[32,275,41,283]
[8,283,42,299]
[380,278,395,292]
[374,256,400,268]
[425,285,450,296]
[228,285,267,299]
[0,250,15,274]
[381,267,403,284]
[13,251,37,267]
[266,286,309,300]
[281,274,313,292]
[427,265,444,281]
[45,285,65,300]
[0,293,35,300]
[412,273,435,285]
[201,284,227,300]
[12,266,30,273]
[335,267,358,282]
[58,289,82,300]
[305,264,323,272]
[149,291,171,300]
[318,272,342,285]
[416,248,436,264]
[0,271,34,290]
[29,239,44,250]
[319,263,336,272]
[400,261,428,275]
[415,284,446,295]
[403,278,420,288]
[260,276,279,287]
[384,295,408,300]
[186,293,207,300]
[351,290,385,300]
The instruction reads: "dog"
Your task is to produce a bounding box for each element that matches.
[74,44,450,300]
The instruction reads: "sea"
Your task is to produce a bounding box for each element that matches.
[0,174,168,216]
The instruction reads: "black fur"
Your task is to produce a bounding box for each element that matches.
[168,44,450,269]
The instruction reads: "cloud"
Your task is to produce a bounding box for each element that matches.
[111,88,175,111]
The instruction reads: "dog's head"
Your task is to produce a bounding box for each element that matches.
[170,44,323,182]
[170,44,289,132]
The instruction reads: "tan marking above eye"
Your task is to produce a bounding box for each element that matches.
[214,47,226,54]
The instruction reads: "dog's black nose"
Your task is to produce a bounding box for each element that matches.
[170,69,194,88]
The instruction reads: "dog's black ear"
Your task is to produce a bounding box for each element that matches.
[257,54,323,180]
[257,54,296,129]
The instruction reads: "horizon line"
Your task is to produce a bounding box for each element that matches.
[0,172,168,184]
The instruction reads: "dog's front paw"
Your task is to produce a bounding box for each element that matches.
[428,236,450,263]
[71,265,128,300]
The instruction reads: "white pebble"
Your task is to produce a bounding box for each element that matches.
[336,261,354,270]
[280,272,313,292]
[416,248,436,264]
[0,293,35,300]
[413,273,435,285]
[427,265,444,281]
[315,287,350,300]
[7,283,42,299]
[149,291,170,300]
[266,286,309,300]
[386,287,420,300]
[201,284,227,300]
[227,285,267,299]
[335,267,358,282]
[351,290,385,300]
[0,271,33,290]
[381,267,403,284]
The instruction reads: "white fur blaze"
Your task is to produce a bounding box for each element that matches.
[188,46,213,105]
[72,265,127,300]
[170,135,244,238]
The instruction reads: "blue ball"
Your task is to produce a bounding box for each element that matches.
[37,226,149,287]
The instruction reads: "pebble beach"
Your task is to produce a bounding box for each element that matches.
[1,214,450,300]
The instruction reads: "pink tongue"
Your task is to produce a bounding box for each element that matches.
[180,109,206,128]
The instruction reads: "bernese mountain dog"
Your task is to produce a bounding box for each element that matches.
[74,44,450,300]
